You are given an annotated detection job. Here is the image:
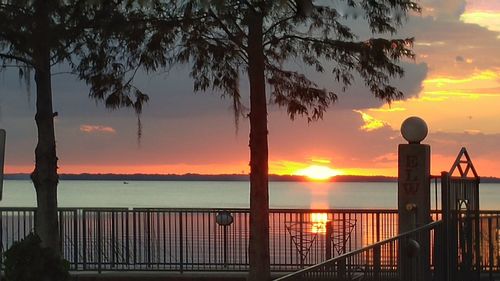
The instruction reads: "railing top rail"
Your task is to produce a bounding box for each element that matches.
[0,207,402,212]
[0,207,37,211]
[274,220,443,281]
[132,207,401,212]
[0,207,499,215]
[0,207,130,211]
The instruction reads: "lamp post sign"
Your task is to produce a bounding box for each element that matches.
[0,129,5,201]
[398,117,431,231]
[398,117,431,281]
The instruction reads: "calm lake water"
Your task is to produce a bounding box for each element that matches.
[1,180,499,210]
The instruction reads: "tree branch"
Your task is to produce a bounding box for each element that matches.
[263,15,295,36]
[0,53,34,67]
[208,9,247,52]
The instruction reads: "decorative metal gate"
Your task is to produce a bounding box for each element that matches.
[441,147,480,281]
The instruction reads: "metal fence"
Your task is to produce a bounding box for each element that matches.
[0,208,499,273]
[274,221,443,281]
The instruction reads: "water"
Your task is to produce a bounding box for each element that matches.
[0,180,499,209]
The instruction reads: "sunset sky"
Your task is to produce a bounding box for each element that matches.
[1,0,499,177]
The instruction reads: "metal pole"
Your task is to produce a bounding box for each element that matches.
[441,171,450,281]
[223,225,228,267]
[374,244,381,281]
[325,221,332,260]
[299,213,304,267]
[0,129,5,281]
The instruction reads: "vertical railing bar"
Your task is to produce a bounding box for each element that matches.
[190,211,194,269]
[146,210,151,267]
[23,210,26,242]
[73,210,78,270]
[125,210,130,268]
[488,217,493,281]
[179,211,184,273]
[82,210,87,270]
[133,210,137,266]
[201,212,205,270]
[162,211,166,268]
[97,211,102,273]
[170,211,175,268]
[16,210,20,242]
[208,211,213,270]
[196,212,200,269]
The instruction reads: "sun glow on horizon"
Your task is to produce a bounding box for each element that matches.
[295,165,343,181]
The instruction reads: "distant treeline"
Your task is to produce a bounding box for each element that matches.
[5,173,398,182]
[5,173,500,183]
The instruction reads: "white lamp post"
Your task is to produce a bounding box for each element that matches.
[398,117,431,281]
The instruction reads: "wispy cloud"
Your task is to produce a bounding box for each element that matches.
[80,124,116,134]
[353,110,388,131]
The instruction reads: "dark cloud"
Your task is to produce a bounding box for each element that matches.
[429,131,500,159]
[335,62,428,110]
[401,13,500,75]
[420,0,467,20]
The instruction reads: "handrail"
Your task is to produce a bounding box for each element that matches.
[274,220,443,281]
[2,206,500,214]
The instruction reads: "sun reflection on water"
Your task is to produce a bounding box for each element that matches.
[311,212,329,233]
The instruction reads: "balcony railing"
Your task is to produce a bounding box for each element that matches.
[0,208,498,273]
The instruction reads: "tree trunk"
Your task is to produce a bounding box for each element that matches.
[247,11,271,281]
[31,0,60,251]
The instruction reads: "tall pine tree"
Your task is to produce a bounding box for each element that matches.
[0,0,167,251]
[168,1,420,279]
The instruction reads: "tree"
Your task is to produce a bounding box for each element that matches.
[166,1,420,280]
[0,0,156,251]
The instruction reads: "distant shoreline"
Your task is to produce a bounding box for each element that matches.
[5,173,500,183]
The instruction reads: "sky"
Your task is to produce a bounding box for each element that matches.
[1,0,500,177]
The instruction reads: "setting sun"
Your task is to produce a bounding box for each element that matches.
[295,165,342,181]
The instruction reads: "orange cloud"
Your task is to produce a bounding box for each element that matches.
[365,68,500,134]
[80,124,116,134]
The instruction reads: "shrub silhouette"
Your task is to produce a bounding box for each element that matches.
[3,233,70,281]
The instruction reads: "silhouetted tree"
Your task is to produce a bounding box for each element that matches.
[167,1,420,280]
[0,0,160,251]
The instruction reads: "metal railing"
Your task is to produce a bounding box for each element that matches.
[274,221,443,281]
[0,208,498,273]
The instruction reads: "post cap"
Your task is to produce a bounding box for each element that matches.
[401,116,428,144]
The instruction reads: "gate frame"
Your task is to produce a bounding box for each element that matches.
[441,147,480,281]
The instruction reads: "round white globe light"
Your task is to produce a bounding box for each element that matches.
[401,116,428,144]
